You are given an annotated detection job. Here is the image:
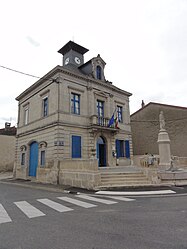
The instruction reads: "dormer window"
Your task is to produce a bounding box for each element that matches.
[96,66,102,80]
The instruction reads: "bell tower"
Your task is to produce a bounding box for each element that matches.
[58,41,89,67]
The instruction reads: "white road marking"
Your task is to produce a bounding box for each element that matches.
[106,196,135,201]
[77,195,117,204]
[0,204,12,224]
[37,198,73,212]
[57,197,97,208]
[14,201,45,218]
[96,190,176,196]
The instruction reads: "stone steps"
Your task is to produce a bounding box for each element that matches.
[100,170,151,187]
[101,178,150,183]
[100,183,154,189]
[101,173,147,178]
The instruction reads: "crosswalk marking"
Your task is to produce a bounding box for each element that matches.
[57,197,97,208]
[0,204,12,224]
[37,198,73,212]
[14,201,45,218]
[96,190,176,195]
[105,196,135,202]
[77,195,117,205]
[1,194,137,225]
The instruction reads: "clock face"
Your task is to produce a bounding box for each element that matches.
[74,56,81,64]
[65,57,69,65]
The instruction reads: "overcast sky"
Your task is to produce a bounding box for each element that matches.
[0,0,187,128]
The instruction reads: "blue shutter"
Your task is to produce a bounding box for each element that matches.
[120,141,124,157]
[115,139,120,158]
[125,140,130,158]
[72,136,81,158]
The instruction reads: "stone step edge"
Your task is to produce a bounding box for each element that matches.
[101,176,148,180]
[101,179,151,184]
[101,172,145,175]
[101,181,150,184]
[101,175,146,178]
[99,183,155,188]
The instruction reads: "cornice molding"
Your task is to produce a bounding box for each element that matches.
[16,65,132,101]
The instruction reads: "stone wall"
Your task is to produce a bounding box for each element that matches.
[131,103,187,157]
[178,157,187,167]
[0,135,15,172]
[59,159,100,190]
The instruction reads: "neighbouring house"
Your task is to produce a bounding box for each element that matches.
[0,122,16,172]
[15,41,133,189]
[131,102,187,158]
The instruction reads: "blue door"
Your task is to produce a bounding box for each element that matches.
[97,136,106,167]
[29,142,39,177]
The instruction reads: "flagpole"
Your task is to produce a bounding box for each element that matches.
[108,107,117,127]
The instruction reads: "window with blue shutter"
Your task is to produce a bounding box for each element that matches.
[116,140,120,158]
[115,139,124,158]
[72,135,81,158]
[125,140,130,158]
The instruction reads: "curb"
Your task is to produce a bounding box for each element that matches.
[1,177,187,197]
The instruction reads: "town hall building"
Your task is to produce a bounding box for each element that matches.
[15,41,132,189]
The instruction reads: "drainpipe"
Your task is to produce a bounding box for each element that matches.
[54,75,61,184]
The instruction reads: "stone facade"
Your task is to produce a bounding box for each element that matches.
[131,102,187,157]
[0,123,16,172]
[15,41,132,189]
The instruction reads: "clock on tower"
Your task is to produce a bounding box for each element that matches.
[58,41,89,67]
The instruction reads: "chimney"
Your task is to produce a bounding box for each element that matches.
[141,100,145,108]
[5,122,11,131]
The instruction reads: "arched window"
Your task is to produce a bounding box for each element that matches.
[96,66,102,80]
[97,136,105,145]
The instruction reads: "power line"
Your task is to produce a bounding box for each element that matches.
[0,64,59,83]
[0,65,40,79]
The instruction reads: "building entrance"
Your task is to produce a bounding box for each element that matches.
[97,136,106,167]
[29,141,38,177]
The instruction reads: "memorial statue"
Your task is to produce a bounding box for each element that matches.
[159,111,165,130]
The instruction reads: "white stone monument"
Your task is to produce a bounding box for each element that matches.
[157,111,171,169]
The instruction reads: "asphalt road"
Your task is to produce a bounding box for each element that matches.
[0,182,187,249]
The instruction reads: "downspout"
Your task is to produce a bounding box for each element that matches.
[56,75,60,184]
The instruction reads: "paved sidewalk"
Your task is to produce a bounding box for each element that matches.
[0,171,13,180]
[0,172,93,194]
[0,171,187,196]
